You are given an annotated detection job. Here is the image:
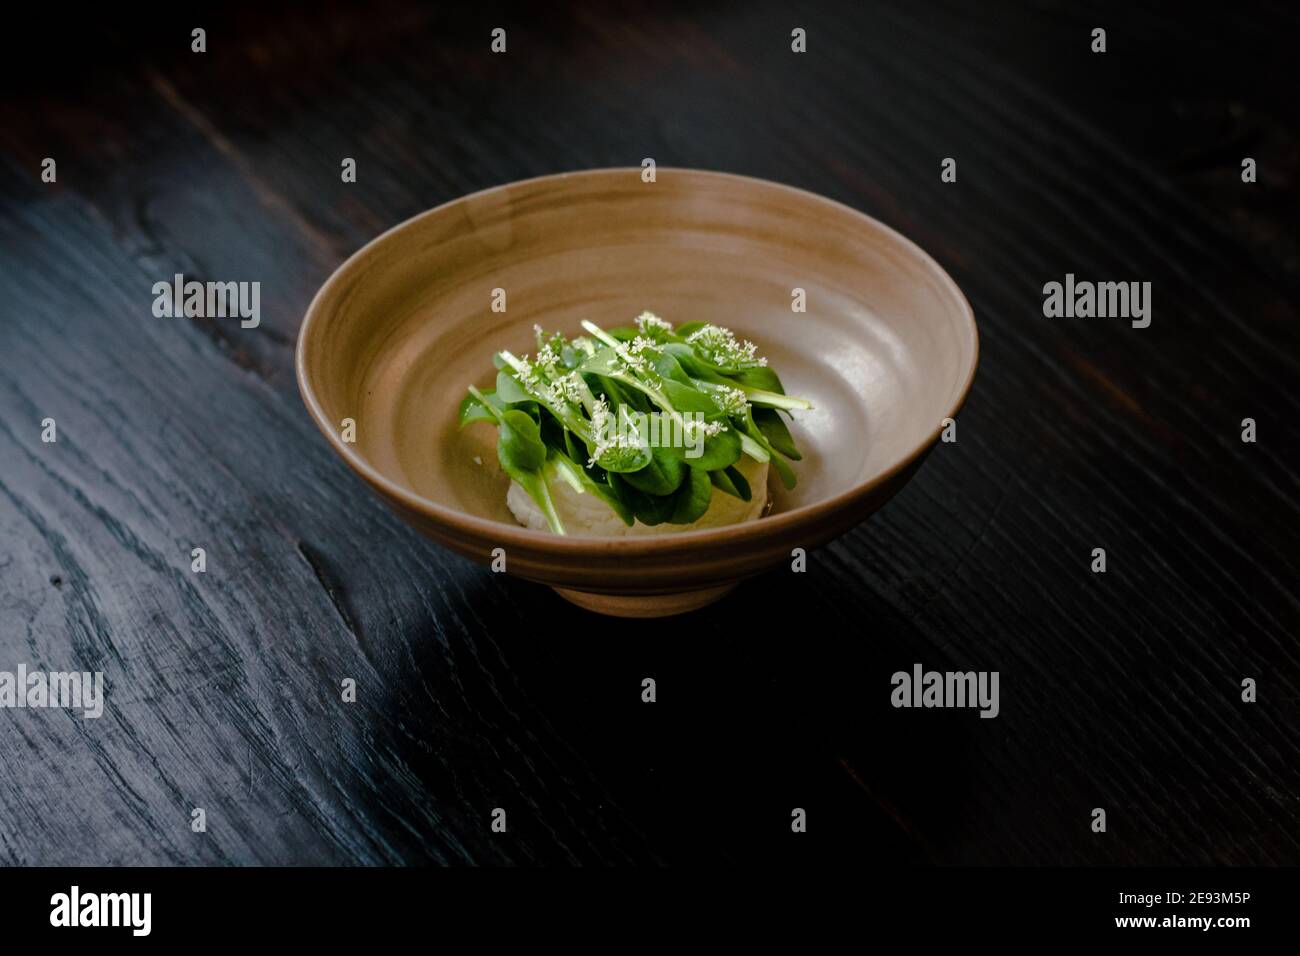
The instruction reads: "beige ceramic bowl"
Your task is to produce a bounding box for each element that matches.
[296,168,977,617]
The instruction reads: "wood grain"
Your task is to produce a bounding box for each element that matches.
[0,0,1296,865]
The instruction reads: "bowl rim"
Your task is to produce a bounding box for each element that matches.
[296,166,979,555]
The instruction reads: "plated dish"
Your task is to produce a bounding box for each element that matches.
[296,167,978,616]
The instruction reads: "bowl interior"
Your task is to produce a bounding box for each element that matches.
[299,168,975,536]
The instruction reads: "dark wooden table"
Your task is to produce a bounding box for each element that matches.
[1,1,1297,866]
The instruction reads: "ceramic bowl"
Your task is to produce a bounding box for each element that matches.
[296,168,978,617]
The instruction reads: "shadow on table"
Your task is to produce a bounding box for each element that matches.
[380,562,981,864]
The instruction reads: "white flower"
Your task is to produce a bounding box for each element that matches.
[535,342,561,376]
[626,336,663,370]
[586,395,646,467]
[685,324,767,368]
[712,385,750,417]
[635,311,673,336]
[682,416,727,440]
[553,371,586,405]
[610,338,654,377]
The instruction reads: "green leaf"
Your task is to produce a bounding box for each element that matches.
[654,396,742,470]
[689,426,742,471]
[710,464,752,502]
[496,369,532,405]
[563,427,583,463]
[730,365,784,394]
[584,429,653,473]
[768,451,797,490]
[652,350,693,385]
[497,409,547,473]
[725,463,753,501]
[669,467,713,524]
[514,470,564,534]
[736,406,796,489]
[559,344,583,369]
[577,347,623,377]
[662,343,729,385]
[539,410,570,452]
[753,407,802,460]
[459,389,502,427]
[608,473,675,526]
[547,449,584,493]
[658,378,719,415]
[491,410,562,533]
[607,376,652,413]
[621,444,686,496]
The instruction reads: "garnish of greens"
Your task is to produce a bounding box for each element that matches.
[459,312,813,535]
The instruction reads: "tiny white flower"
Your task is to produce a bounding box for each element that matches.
[682,416,727,440]
[629,335,658,355]
[686,324,767,368]
[554,371,586,405]
[536,342,561,376]
[635,311,673,336]
[713,385,750,416]
[586,394,645,467]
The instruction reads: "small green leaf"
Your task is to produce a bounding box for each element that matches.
[710,464,752,502]
[669,467,713,524]
[608,473,675,526]
[738,406,797,489]
[496,369,532,405]
[652,351,693,385]
[768,451,797,490]
[498,409,546,472]
[622,445,686,496]
[587,433,654,473]
[663,343,728,384]
[692,426,742,472]
[515,470,564,534]
[753,407,802,460]
[730,365,784,394]
[658,378,718,415]
[563,427,583,463]
[459,390,501,427]
[577,347,623,377]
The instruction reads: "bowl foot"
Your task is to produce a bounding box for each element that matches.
[552,583,737,618]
